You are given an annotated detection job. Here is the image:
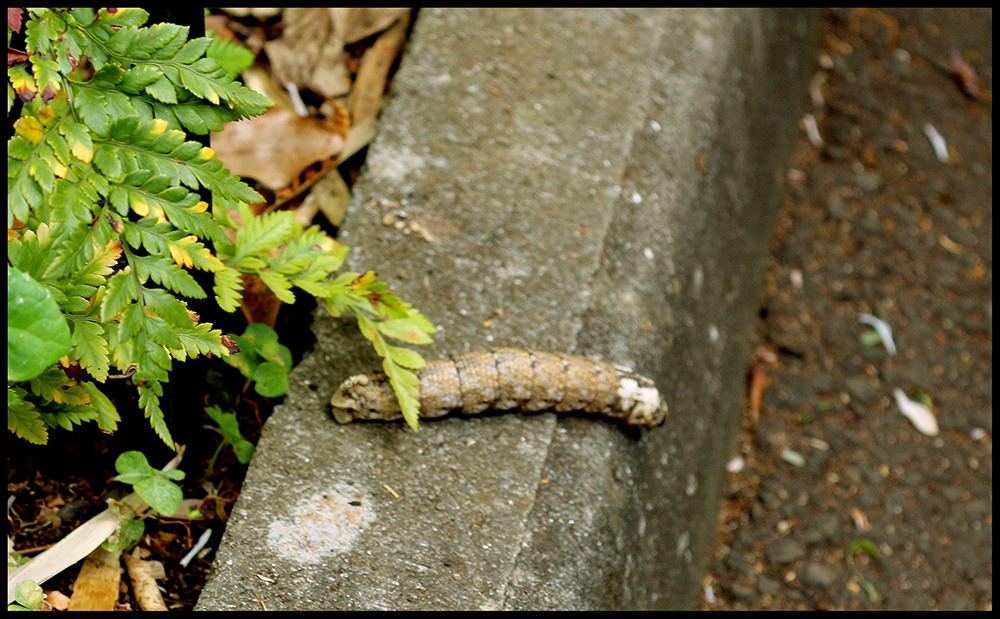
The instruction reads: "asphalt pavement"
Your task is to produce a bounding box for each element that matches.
[706,8,991,610]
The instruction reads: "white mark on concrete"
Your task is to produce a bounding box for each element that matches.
[267,481,375,564]
[367,146,426,183]
[428,72,452,85]
[367,146,447,183]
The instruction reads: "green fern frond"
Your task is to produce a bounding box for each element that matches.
[49,168,110,233]
[122,218,224,273]
[206,32,257,77]
[29,368,90,406]
[100,269,140,322]
[226,204,294,266]
[45,407,100,432]
[8,386,49,445]
[131,253,206,298]
[212,267,245,313]
[9,7,434,445]
[354,312,428,431]
[136,382,171,445]
[71,320,111,382]
[81,382,120,432]
[47,210,115,280]
[175,322,228,360]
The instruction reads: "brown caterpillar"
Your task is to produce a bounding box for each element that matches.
[330,348,667,428]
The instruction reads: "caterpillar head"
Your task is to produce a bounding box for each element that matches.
[330,374,403,423]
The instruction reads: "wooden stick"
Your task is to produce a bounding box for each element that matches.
[6,449,185,605]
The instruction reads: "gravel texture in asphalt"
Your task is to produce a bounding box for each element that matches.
[706,8,991,611]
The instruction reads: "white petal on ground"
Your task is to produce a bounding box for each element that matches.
[858,312,897,355]
[780,450,805,467]
[802,113,823,146]
[923,123,949,163]
[893,388,939,436]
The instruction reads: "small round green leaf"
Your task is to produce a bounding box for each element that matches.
[134,476,183,517]
[115,450,155,475]
[251,360,289,397]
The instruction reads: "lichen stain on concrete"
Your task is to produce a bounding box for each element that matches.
[266,481,376,564]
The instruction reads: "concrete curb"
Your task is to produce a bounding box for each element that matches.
[197,8,817,610]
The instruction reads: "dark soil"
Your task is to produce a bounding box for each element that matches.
[7,299,317,610]
[705,8,992,610]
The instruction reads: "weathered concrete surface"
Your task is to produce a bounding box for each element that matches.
[197,8,817,610]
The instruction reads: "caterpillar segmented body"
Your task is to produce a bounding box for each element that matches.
[330,348,667,428]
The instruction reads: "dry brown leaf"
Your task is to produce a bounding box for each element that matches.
[241,65,290,112]
[212,108,345,191]
[7,509,120,605]
[338,118,378,164]
[263,8,408,99]
[331,8,410,44]
[263,8,351,98]
[45,589,70,611]
[239,274,282,328]
[37,504,62,528]
[296,167,352,227]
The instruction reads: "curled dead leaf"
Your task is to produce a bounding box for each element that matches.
[263,8,351,98]
[212,108,345,190]
[264,8,409,100]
